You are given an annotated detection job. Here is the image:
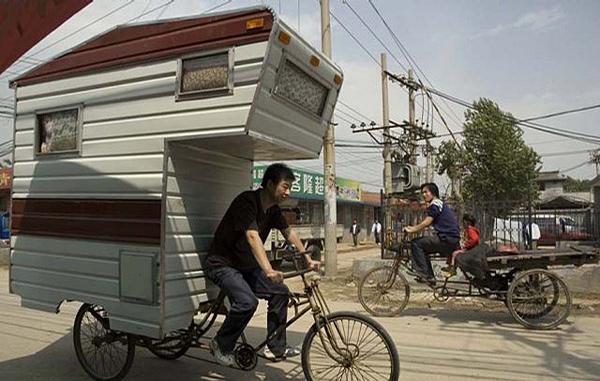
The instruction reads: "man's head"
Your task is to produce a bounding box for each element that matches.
[261,163,295,204]
[353,219,357,224]
[409,197,420,212]
[420,183,439,203]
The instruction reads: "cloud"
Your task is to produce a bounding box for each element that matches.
[474,5,565,38]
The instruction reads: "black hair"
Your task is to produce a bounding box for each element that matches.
[420,182,440,198]
[462,213,476,226]
[260,163,296,188]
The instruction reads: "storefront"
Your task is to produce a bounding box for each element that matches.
[253,165,380,243]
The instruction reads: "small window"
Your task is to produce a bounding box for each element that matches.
[176,49,233,100]
[36,106,81,155]
[273,59,329,118]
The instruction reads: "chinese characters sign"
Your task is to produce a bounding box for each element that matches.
[252,166,361,202]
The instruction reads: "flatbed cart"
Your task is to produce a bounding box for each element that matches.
[358,241,599,330]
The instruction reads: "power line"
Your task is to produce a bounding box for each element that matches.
[521,104,600,122]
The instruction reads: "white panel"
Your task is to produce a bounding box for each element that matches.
[18,61,177,100]
[14,146,34,161]
[17,76,176,114]
[13,154,164,177]
[81,127,244,157]
[84,106,250,140]
[15,114,35,131]
[161,143,251,331]
[13,174,163,194]
[14,130,34,146]
[84,84,257,123]
[235,41,268,62]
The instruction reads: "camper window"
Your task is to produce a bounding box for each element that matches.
[273,59,329,118]
[176,49,234,100]
[35,106,82,155]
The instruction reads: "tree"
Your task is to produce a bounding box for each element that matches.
[564,177,593,192]
[437,98,540,204]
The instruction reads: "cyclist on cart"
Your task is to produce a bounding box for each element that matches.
[204,163,320,366]
[403,183,460,286]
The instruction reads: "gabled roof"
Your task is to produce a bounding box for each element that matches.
[11,7,274,87]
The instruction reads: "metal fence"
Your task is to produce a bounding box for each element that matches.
[381,196,598,254]
[451,201,597,250]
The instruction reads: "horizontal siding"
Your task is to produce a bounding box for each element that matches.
[10,235,162,338]
[13,174,164,196]
[162,142,251,333]
[13,154,164,177]
[84,105,250,141]
[12,199,161,245]
[13,40,264,201]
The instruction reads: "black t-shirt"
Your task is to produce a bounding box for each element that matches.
[205,189,289,270]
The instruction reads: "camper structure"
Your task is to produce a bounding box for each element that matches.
[9,7,342,339]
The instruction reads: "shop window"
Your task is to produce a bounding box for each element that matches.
[36,106,81,155]
[176,49,233,100]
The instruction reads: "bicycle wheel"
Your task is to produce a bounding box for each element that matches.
[302,311,400,381]
[358,266,410,317]
[507,269,571,330]
[147,330,191,360]
[73,303,135,381]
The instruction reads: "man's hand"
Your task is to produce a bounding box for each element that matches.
[403,226,418,234]
[306,259,321,270]
[266,270,284,284]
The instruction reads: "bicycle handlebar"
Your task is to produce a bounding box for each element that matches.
[281,249,317,279]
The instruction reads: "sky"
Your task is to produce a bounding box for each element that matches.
[1,0,599,194]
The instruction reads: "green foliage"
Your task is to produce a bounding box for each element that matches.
[437,98,541,204]
[564,177,593,192]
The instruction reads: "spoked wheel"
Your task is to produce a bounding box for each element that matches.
[358,266,410,317]
[73,303,135,381]
[507,269,571,330]
[302,312,400,381]
[147,330,191,360]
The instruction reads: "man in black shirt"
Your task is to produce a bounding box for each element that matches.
[205,163,320,366]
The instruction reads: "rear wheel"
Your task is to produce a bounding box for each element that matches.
[507,269,571,329]
[147,330,191,360]
[301,312,400,381]
[73,303,135,381]
[358,266,410,317]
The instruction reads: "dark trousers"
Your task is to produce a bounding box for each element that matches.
[206,266,289,354]
[374,232,381,244]
[410,235,460,278]
[352,234,359,246]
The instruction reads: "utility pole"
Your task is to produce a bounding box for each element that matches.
[408,69,416,165]
[321,0,337,276]
[381,53,391,258]
[382,53,391,195]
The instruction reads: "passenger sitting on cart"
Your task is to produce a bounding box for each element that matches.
[403,183,461,286]
[441,213,480,278]
[204,163,320,367]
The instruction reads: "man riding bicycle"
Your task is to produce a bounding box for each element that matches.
[204,163,320,366]
[403,183,460,286]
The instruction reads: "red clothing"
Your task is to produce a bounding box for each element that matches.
[463,226,480,249]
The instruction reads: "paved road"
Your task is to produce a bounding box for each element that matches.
[1,264,600,381]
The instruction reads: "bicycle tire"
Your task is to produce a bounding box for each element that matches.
[73,303,135,381]
[507,269,571,330]
[301,311,400,381]
[358,266,410,317]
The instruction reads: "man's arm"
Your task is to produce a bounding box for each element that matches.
[281,227,320,269]
[245,230,283,283]
[404,216,434,234]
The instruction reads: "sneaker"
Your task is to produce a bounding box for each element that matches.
[209,339,235,367]
[440,266,453,272]
[264,345,301,361]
